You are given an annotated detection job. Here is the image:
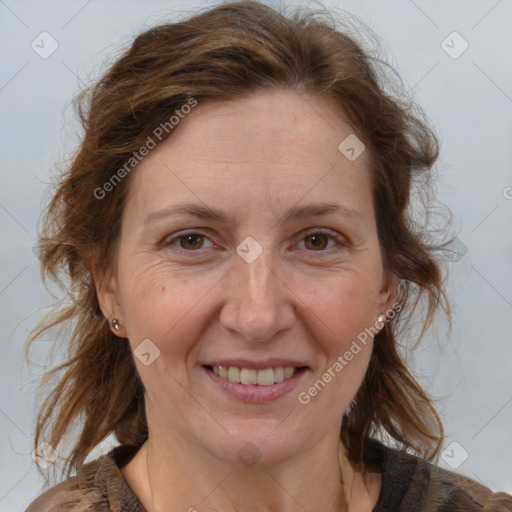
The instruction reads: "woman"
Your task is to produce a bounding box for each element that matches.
[26,1,512,511]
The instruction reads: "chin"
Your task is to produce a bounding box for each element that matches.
[198,421,311,467]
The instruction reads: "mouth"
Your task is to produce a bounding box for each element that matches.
[201,362,309,403]
[203,365,307,386]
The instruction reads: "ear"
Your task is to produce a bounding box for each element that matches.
[84,248,127,338]
[377,272,400,319]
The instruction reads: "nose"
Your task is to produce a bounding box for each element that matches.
[219,250,295,343]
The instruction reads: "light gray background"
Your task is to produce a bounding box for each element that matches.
[1,0,511,509]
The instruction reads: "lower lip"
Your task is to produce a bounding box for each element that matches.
[202,366,308,404]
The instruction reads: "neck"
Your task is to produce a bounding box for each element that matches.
[123,429,350,512]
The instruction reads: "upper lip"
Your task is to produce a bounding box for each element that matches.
[202,359,310,370]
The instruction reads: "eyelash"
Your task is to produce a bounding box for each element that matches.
[162,229,347,257]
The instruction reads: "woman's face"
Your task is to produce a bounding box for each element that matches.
[100,89,396,465]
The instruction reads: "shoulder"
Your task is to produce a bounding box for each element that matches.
[26,445,144,512]
[367,440,512,512]
[407,460,512,512]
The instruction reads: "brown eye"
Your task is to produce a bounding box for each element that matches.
[304,233,329,250]
[179,234,205,250]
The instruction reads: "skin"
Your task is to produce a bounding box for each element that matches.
[97,89,397,512]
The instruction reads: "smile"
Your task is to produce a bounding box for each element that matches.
[205,365,302,386]
[202,363,309,403]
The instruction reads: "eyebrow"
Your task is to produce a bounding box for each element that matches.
[143,201,364,226]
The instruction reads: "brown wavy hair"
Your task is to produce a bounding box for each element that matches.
[28,0,449,478]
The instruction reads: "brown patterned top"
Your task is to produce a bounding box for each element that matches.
[27,441,512,511]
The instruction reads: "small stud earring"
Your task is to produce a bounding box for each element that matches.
[377,314,386,323]
[112,318,121,331]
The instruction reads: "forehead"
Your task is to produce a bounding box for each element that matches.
[126,89,373,220]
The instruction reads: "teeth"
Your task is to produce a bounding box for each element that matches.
[210,366,300,385]
[227,366,240,383]
[274,367,284,382]
[257,368,274,386]
[240,368,257,385]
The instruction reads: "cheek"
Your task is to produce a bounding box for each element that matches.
[118,266,220,408]
[295,276,377,411]
[119,260,217,356]
[298,270,381,344]
[293,268,381,404]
